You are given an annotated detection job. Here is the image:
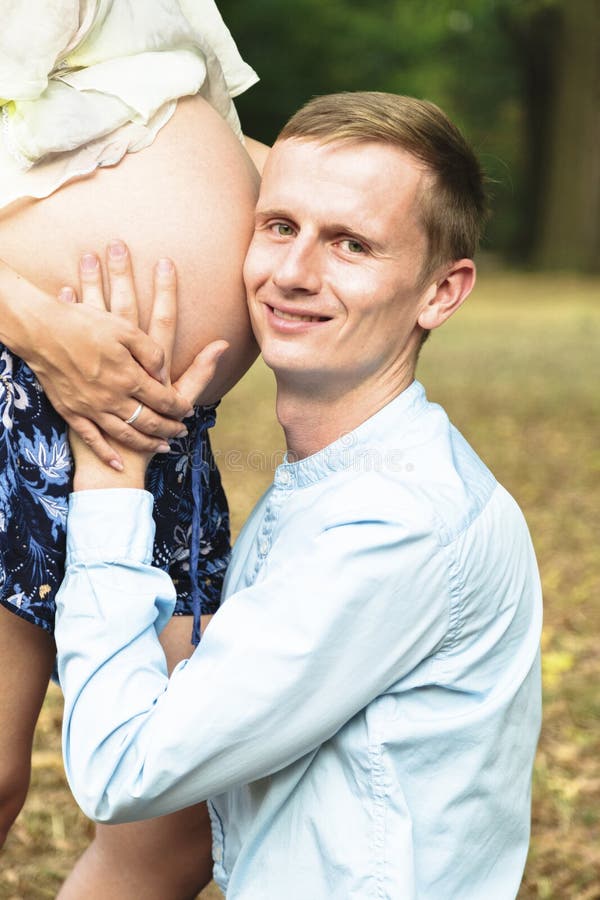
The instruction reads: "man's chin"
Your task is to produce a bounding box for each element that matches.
[261,353,327,388]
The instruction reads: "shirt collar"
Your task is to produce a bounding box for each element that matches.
[273,380,427,489]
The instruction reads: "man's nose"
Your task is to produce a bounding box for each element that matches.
[272,238,321,294]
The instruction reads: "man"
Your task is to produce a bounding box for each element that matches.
[56,92,542,899]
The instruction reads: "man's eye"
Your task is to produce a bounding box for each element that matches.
[342,239,365,254]
[273,223,294,236]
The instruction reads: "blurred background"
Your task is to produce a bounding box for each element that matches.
[227,0,599,275]
[1,1,598,897]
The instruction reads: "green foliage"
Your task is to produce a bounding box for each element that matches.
[223,0,600,271]
[221,0,535,256]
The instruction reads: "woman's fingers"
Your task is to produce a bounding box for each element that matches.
[67,414,124,470]
[106,240,139,326]
[174,340,229,407]
[58,286,78,303]
[113,401,188,441]
[79,253,107,310]
[69,244,195,447]
[124,328,167,383]
[128,364,194,420]
[147,258,177,383]
[95,412,173,454]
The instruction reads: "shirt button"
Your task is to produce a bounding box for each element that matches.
[213,846,223,863]
[259,540,269,555]
[278,469,290,485]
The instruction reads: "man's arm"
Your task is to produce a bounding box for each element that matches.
[56,489,448,822]
[0,255,195,467]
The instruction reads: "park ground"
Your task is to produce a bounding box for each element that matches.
[1,271,598,899]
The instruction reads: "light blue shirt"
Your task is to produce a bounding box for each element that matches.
[56,381,542,899]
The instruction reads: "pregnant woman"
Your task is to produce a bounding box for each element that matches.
[0,2,264,895]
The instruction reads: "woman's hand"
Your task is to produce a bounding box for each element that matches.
[68,241,227,492]
[0,255,196,469]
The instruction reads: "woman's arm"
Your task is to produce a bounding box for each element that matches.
[243,136,271,175]
[0,257,195,468]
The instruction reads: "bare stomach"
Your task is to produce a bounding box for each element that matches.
[0,95,260,392]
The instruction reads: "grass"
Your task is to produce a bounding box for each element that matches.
[1,272,598,899]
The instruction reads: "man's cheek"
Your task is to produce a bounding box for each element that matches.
[243,249,269,292]
[242,238,261,283]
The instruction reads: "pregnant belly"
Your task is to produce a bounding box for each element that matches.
[0,95,260,392]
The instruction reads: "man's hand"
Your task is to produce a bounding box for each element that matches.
[69,242,227,491]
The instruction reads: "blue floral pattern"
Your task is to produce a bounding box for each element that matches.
[0,346,230,637]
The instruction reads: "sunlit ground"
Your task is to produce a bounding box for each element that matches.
[1,272,598,899]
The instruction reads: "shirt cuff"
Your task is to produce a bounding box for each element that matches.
[66,489,155,566]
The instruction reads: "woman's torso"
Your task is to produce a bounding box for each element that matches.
[0,94,260,393]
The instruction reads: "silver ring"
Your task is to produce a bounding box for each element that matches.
[125,402,144,425]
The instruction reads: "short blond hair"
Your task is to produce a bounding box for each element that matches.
[279,92,488,286]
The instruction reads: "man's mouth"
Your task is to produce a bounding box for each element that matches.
[271,306,331,323]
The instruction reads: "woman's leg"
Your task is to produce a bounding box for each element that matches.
[57,806,214,900]
[58,616,214,899]
[0,605,55,847]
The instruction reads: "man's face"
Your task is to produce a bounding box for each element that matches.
[244,138,433,395]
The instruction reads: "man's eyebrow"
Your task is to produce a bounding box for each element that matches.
[326,222,386,253]
[255,207,292,222]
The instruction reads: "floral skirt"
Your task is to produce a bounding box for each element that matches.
[0,346,230,644]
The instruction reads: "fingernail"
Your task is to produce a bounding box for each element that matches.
[158,257,173,274]
[81,253,98,271]
[59,286,75,303]
[109,459,124,472]
[185,408,195,418]
[109,240,126,258]
[176,428,188,438]
[156,442,171,453]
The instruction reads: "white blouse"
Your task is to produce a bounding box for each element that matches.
[0,0,258,207]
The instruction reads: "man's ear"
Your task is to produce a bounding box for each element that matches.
[417,259,476,331]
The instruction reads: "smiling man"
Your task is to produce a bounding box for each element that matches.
[55,93,542,899]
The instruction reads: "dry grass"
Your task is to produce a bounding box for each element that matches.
[1,272,598,898]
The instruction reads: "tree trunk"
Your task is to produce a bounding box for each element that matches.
[535,0,600,271]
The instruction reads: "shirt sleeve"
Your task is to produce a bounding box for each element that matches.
[56,488,450,824]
